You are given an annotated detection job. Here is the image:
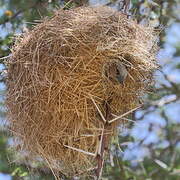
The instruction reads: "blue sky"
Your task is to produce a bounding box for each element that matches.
[0,174,11,180]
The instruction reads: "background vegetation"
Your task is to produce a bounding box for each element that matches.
[0,0,180,179]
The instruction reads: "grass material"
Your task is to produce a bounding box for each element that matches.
[6,6,158,177]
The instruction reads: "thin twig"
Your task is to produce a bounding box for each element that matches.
[108,106,141,124]
[63,144,96,157]
[112,113,137,124]
[90,96,106,123]
[95,100,112,180]
[98,125,105,155]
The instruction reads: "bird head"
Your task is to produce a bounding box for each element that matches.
[103,59,128,85]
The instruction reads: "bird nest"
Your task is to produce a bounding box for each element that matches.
[6,6,158,177]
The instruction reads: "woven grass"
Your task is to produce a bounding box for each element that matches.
[6,6,158,176]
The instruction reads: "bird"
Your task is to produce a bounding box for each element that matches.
[116,62,128,84]
[103,60,128,85]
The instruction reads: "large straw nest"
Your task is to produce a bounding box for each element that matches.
[6,6,158,176]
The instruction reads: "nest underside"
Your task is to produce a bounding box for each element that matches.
[6,6,158,176]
